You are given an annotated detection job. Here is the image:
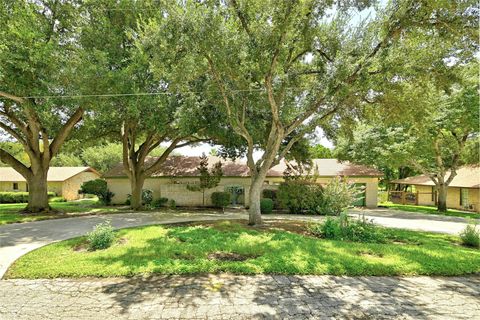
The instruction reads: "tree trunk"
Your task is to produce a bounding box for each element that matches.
[437,184,448,212]
[248,177,263,225]
[25,169,50,213]
[130,174,145,210]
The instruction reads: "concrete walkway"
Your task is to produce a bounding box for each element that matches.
[1,274,479,319]
[0,208,472,279]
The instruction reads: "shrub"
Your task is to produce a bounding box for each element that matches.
[211,192,231,209]
[460,222,480,248]
[260,198,274,214]
[308,213,387,243]
[0,192,56,203]
[87,221,115,250]
[277,182,324,214]
[168,199,176,209]
[262,189,280,209]
[142,189,153,206]
[79,179,114,205]
[317,178,361,215]
[152,197,169,208]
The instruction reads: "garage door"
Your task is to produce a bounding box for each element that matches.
[352,183,366,206]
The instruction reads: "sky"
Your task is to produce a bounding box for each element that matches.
[171,128,334,160]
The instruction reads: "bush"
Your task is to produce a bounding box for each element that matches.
[260,198,274,214]
[0,192,56,203]
[87,221,115,250]
[168,199,176,209]
[277,182,324,214]
[211,192,231,209]
[79,179,114,205]
[308,213,387,243]
[262,189,280,208]
[460,222,480,248]
[152,197,169,208]
[142,189,153,206]
[317,178,361,216]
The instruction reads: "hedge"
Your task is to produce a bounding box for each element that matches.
[0,192,56,204]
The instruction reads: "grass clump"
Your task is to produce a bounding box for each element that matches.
[87,221,115,250]
[308,213,387,243]
[460,221,480,248]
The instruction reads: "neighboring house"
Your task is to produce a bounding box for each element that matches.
[391,165,480,212]
[0,167,101,201]
[104,156,382,207]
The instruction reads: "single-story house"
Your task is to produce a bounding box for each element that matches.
[0,167,101,201]
[104,157,382,207]
[391,165,480,212]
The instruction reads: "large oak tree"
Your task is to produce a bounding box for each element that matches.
[162,0,422,224]
[0,0,85,212]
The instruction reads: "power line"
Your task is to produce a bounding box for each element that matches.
[18,88,292,100]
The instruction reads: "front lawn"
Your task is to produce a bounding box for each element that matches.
[0,199,126,225]
[6,220,479,279]
[379,202,480,219]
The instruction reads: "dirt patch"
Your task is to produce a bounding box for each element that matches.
[207,252,258,262]
[117,237,128,245]
[357,250,384,258]
[73,242,88,252]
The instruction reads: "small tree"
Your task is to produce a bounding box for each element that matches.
[187,153,223,206]
[79,179,114,205]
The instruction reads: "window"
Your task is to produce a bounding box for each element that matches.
[12,183,18,191]
[460,188,469,207]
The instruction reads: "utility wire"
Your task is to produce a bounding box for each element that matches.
[19,87,317,100]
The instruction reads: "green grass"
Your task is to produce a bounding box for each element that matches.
[6,221,479,279]
[379,202,480,219]
[0,199,125,225]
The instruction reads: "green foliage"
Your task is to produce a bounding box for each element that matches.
[79,179,114,205]
[50,197,66,203]
[142,190,153,206]
[309,213,387,243]
[262,189,279,209]
[260,198,274,214]
[211,192,231,209]
[0,192,55,204]
[309,145,333,159]
[168,199,176,209]
[79,143,124,174]
[225,185,244,205]
[277,182,324,214]
[186,153,223,205]
[152,197,169,208]
[460,222,480,248]
[87,222,115,251]
[318,178,361,216]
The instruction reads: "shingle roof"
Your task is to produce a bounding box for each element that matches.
[391,165,480,188]
[103,156,383,178]
[0,167,99,182]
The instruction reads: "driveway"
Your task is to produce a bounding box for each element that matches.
[0,208,472,279]
[1,274,479,319]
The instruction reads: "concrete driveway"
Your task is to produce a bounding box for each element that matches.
[0,207,473,279]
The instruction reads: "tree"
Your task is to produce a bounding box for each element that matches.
[336,66,478,212]
[333,1,478,212]
[0,1,85,212]
[310,145,333,159]
[81,1,213,210]
[176,0,421,225]
[187,153,223,205]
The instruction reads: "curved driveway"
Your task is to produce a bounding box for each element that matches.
[0,208,473,278]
